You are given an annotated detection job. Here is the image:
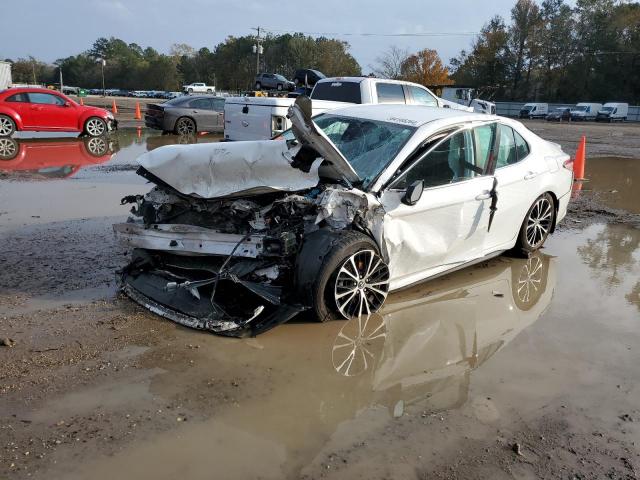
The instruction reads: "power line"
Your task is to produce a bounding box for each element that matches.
[261,28,480,37]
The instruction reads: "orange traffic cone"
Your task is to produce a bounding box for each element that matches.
[79,97,84,106]
[573,135,586,181]
[134,102,142,120]
[111,100,118,115]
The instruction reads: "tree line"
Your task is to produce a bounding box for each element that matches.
[5,0,638,103]
[6,34,361,92]
[449,0,640,103]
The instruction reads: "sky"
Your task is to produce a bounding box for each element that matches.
[2,0,541,70]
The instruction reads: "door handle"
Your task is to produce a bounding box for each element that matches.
[524,171,539,180]
[475,191,491,200]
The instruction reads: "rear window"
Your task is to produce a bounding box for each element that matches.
[6,93,28,103]
[311,81,362,104]
[164,96,188,106]
[375,83,405,104]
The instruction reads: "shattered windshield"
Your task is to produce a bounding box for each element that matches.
[313,114,416,188]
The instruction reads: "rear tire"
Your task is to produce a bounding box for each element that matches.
[515,193,555,254]
[0,137,18,160]
[174,117,196,135]
[0,115,16,137]
[206,89,212,94]
[187,88,193,94]
[311,231,390,322]
[255,82,262,90]
[277,84,283,91]
[84,117,107,137]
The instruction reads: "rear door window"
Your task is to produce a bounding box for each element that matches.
[473,123,497,172]
[311,81,362,104]
[408,86,438,107]
[6,93,28,103]
[375,83,406,104]
[496,124,518,168]
[212,98,225,111]
[189,98,212,110]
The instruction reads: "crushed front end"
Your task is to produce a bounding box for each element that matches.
[115,172,329,336]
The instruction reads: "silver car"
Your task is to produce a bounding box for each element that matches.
[144,95,225,134]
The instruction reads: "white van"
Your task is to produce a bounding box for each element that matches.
[519,103,548,119]
[596,103,628,122]
[570,102,602,121]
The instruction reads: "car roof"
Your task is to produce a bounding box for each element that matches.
[1,87,60,94]
[318,103,494,127]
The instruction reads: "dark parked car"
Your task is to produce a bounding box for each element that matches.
[293,69,326,86]
[144,95,225,134]
[254,73,295,91]
[546,107,571,122]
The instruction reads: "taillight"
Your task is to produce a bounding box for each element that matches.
[563,159,574,170]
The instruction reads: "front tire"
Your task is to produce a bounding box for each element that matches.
[84,117,107,137]
[0,115,16,137]
[277,83,283,91]
[515,193,555,254]
[174,117,196,135]
[311,231,390,322]
[255,82,262,90]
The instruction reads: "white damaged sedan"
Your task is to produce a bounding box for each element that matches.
[114,98,573,336]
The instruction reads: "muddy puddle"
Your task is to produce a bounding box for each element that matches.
[582,156,640,214]
[12,222,638,480]
[0,130,222,231]
[1,129,640,479]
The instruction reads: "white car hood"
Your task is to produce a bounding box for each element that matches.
[137,140,323,199]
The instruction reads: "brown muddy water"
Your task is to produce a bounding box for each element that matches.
[1,129,639,479]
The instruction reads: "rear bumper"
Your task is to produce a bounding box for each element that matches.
[144,114,165,130]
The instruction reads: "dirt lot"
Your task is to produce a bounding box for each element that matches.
[1,122,639,479]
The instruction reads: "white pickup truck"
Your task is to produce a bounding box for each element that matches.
[183,82,216,94]
[223,77,471,141]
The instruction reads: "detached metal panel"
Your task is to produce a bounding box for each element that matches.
[0,62,11,90]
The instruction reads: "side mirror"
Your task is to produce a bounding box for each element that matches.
[402,180,424,206]
[64,101,72,107]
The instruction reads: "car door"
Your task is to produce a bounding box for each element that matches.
[212,98,225,128]
[483,123,544,254]
[188,98,216,131]
[26,92,77,130]
[378,127,495,289]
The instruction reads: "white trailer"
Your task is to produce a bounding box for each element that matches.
[439,87,496,114]
[0,61,11,90]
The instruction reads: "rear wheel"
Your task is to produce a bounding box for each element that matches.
[206,89,212,94]
[187,88,193,94]
[84,117,107,137]
[311,232,390,322]
[0,137,18,160]
[174,117,196,135]
[0,115,16,137]
[277,83,283,91]
[515,193,555,254]
[255,82,262,90]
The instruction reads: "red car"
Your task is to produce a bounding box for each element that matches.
[0,136,115,178]
[0,88,116,137]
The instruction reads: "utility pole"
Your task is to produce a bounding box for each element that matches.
[251,27,263,75]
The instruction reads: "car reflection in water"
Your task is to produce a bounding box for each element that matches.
[145,132,223,152]
[330,253,555,415]
[0,136,116,179]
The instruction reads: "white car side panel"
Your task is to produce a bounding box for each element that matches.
[380,177,493,291]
